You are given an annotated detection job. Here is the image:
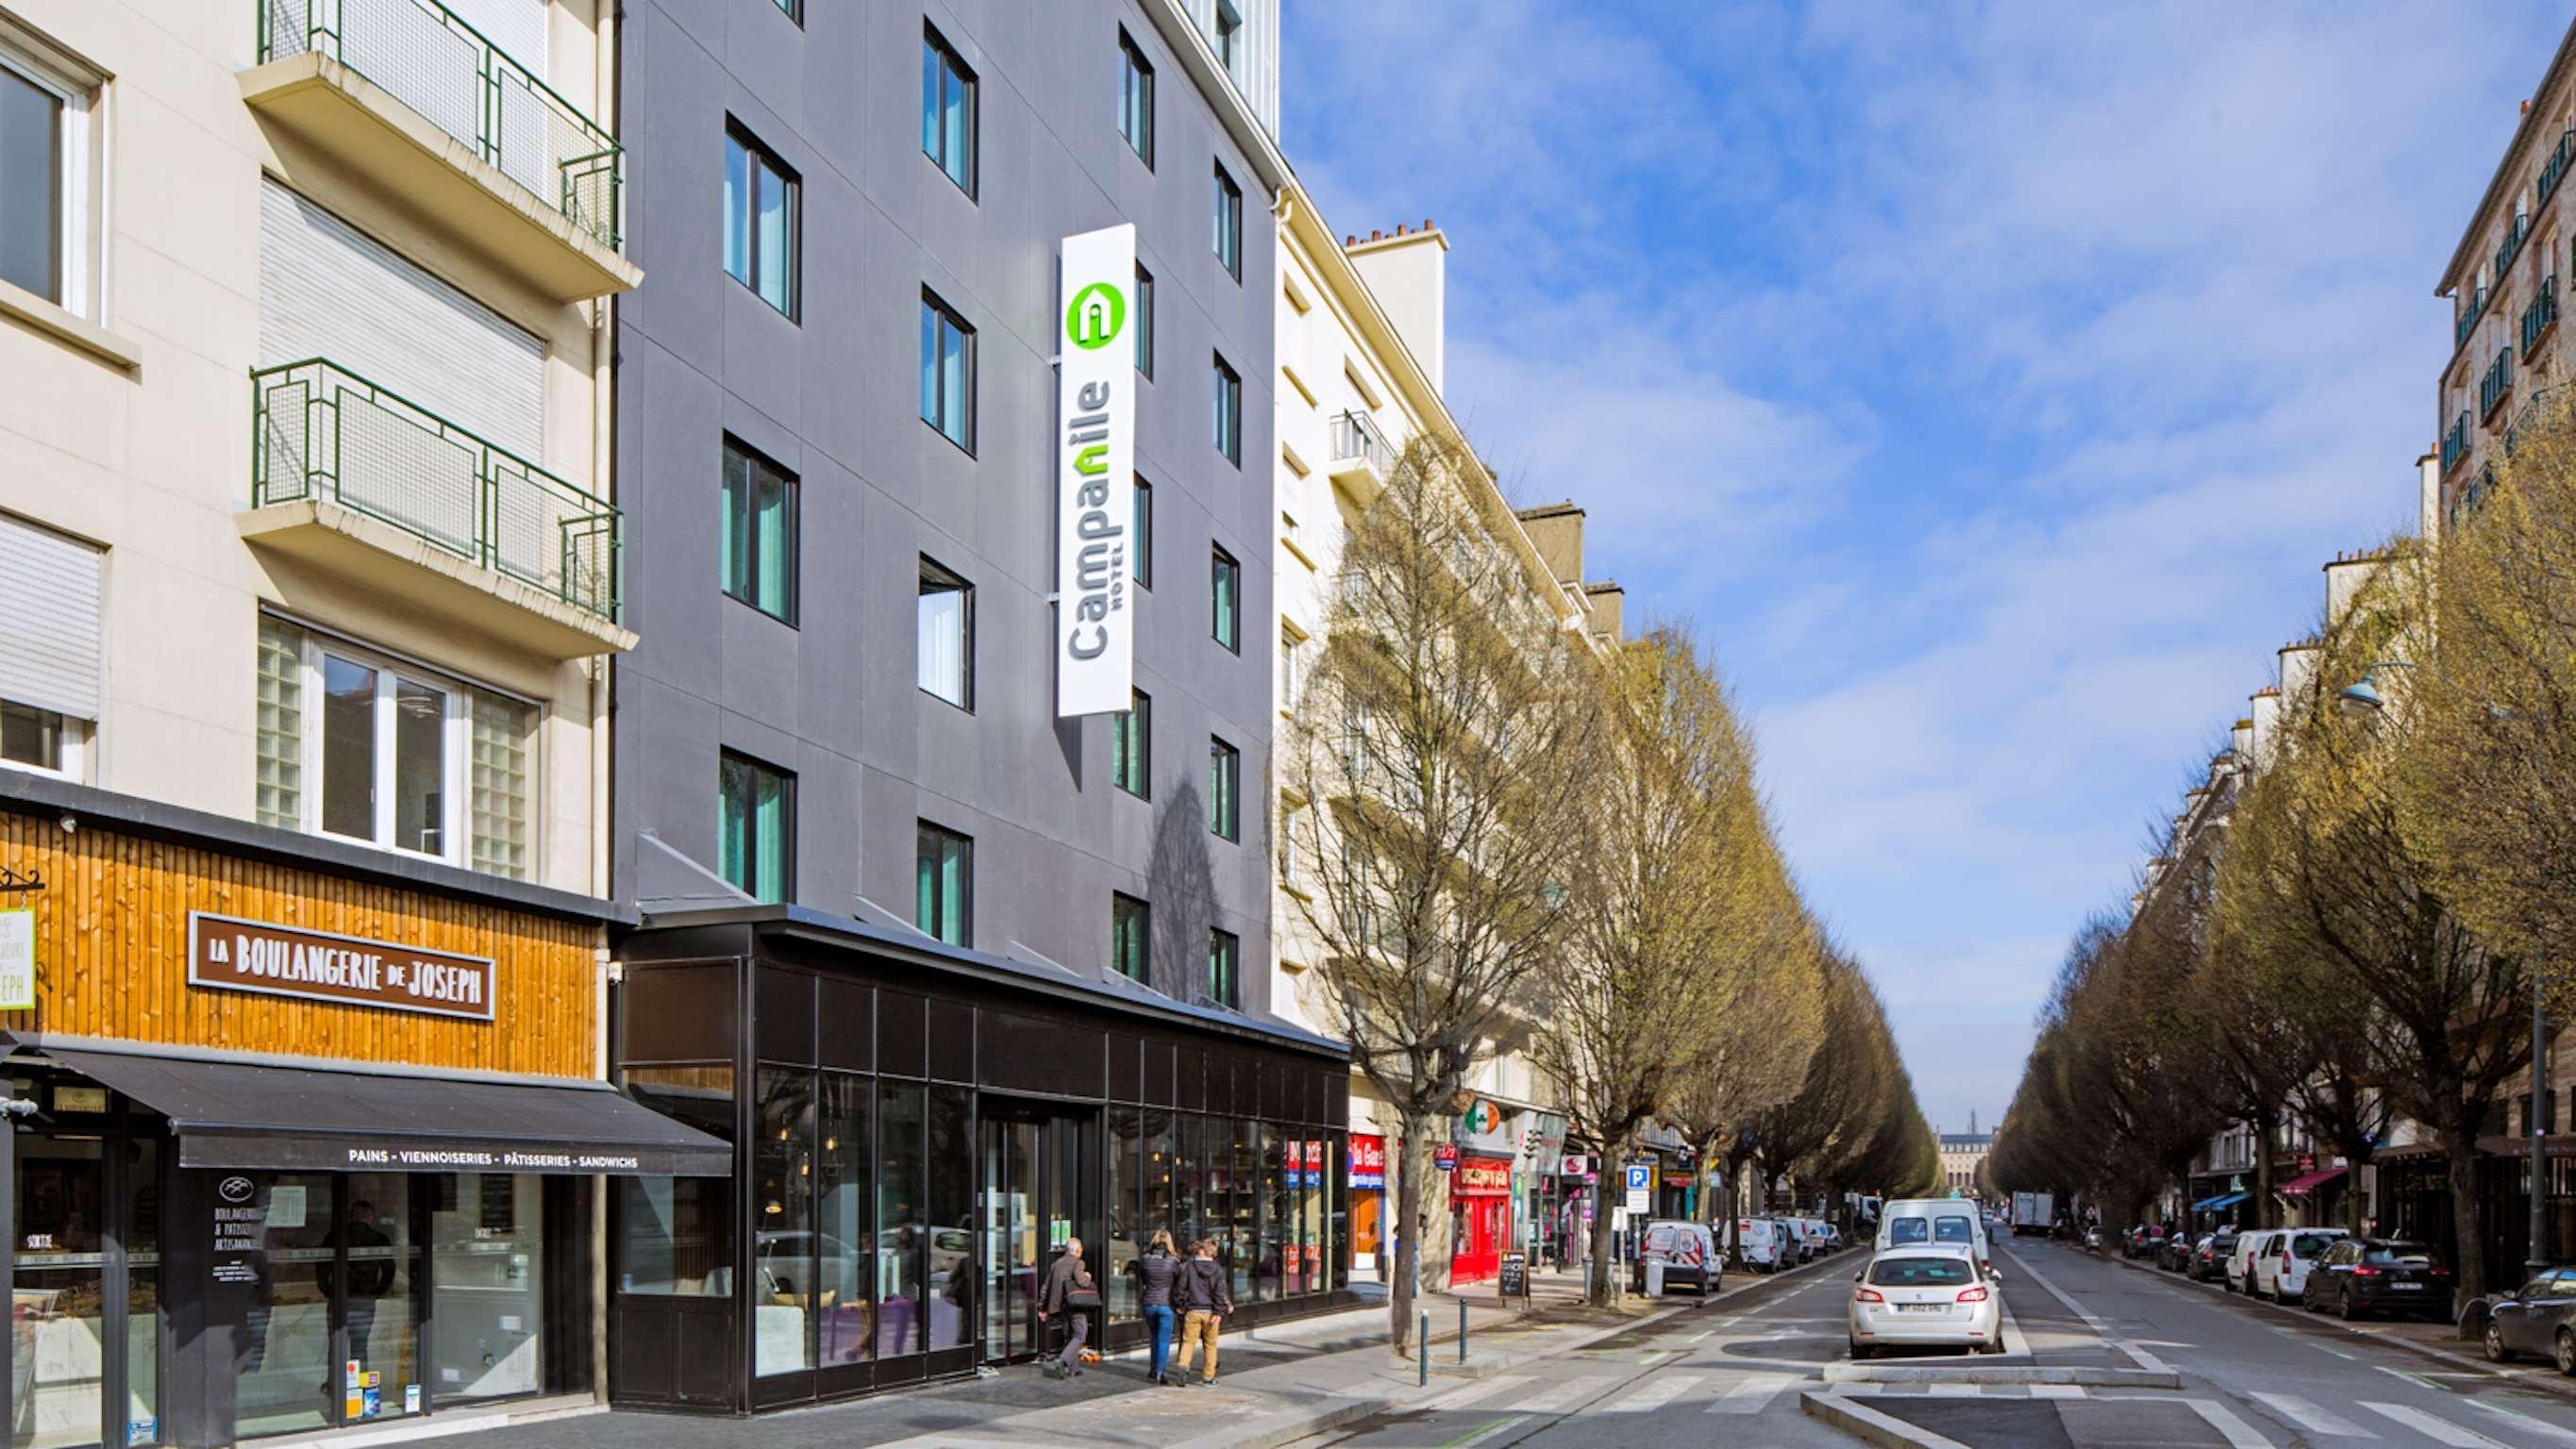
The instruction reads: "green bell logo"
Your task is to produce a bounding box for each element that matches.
[1066,281,1126,350]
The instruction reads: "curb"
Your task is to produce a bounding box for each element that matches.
[1822,1363,2180,1390]
[1799,1391,1972,1449]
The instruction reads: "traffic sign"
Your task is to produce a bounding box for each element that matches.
[1624,1163,1652,1213]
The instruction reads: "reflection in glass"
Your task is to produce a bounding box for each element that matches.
[754,1069,816,1376]
[392,679,445,855]
[817,1074,873,1365]
[333,1174,419,1424]
[619,1067,736,1296]
[1256,1123,1281,1301]
[1143,1110,1175,1257]
[927,1088,975,1349]
[1227,1120,1256,1301]
[320,655,376,840]
[129,1134,161,1444]
[1106,1107,1138,1321]
[238,1174,335,1440]
[12,1127,105,1449]
[877,1083,925,1357]
[431,1174,546,1402]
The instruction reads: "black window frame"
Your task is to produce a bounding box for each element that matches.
[1134,262,1156,377]
[914,819,975,947]
[919,288,979,453]
[1132,475,1154,588]
[916,555,977,712]
[1117,28,1155,168]
[1210,544,1241,654]
[1112,892,1151,982]
[771,0,801,22]
[921,23,978,197]
[1213,162,1243,281]
[1213,0,1243,74]
[719,435,799,625]
[1113,688,1151,798]
[1208,736,1239,841]
[718,749,796,904]
[1208,926,1240,1008]
[724,121,800,321]
[1213,354,1242,466]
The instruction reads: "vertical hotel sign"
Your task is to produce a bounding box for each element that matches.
[1056,225,1137,717]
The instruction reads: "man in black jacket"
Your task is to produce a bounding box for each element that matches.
[1175,1239,1233,1386]
[1038,1237,1096,1379]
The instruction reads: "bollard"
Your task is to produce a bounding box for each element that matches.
[1418,1312,1430,1386]
[1459,1296,1468,1362]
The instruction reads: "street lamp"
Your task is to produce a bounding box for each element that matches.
[2337,659,2413,719]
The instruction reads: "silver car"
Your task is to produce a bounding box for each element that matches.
[1848,1248,2003,1358]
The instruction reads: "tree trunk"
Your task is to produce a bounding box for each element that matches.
[2254,1111,2279,1229]
[2444,1130,2489,1312]
[1392,1110,1434,1354]
[1587,1163,1621,1307]
[2337,1132,2374,1236]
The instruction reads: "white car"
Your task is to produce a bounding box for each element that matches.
[1877,1200,1990,1270]
[2227,1229,2276,1294]
[1848,1248,2002,1357]
[2256,1227,2349,1304]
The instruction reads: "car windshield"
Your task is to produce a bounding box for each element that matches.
[1870,1257,1974,1287]
[2290,1233,2337,1258]
[1932,1217,1974,1242]
[1889,1219,1929,1244]
[2365,1243,2433,1266]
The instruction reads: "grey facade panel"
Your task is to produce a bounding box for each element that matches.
[615,0,1276,1016]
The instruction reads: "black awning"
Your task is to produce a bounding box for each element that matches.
[42,1047,731,1176]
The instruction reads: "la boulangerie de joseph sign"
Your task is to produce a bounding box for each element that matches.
[188,911,495,1021]
[1055,224,1137,718]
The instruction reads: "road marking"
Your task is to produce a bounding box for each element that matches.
[2027,1384,2085,1400]
[1685,1328,1714,1343]
[1927,1382,1982,1397]
[2373,1365,2451,1393]
[2464,1399,2576,1442]
[1602,1374,1703,1413]
[1438,1414,1529,1447]
[1637,1349,1674,1366]
[2248,1392,2374,1438]
[1421,1374,1532,1410]
[2360,1402,2510,1447]
[2189,1399,2281,1448]
[1518,1374,1613,1413]
[2000,1244,2171,1374]
[1706,1371,1800,1414]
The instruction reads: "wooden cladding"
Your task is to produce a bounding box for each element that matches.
[0,812,596,1076]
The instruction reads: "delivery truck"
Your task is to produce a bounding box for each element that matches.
[2011,1191,2054,1237]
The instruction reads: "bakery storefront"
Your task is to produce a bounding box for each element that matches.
[608,905,1358,1415]
[0,775,726,1449]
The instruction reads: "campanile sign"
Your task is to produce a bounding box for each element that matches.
[1055,224,1137,717]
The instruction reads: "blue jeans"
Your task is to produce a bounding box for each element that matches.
[1144,1304,1177,1378]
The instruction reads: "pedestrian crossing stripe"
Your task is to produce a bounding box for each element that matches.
[1419,1374,1532,1412]
[1518,1374,1614,1413]
[1705,1371,1800,1414]
[2360,1402,2509,1448]
[1601,1374,1702,1412]
[2465,1398,2576,1443]
[2187,1400,2277,1449]
[2248,1392,2369,1438]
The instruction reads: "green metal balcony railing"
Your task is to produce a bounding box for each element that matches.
[2458,284,2489,350]
[259,0,623,250]
[2442,411,2471,475]
[2483,347,2514,419]
[252,358,622,623]
[2525,275,2559,358]
[2452,462,2496,529]
[2542,129,2576,208]
[2498,212,2532,281]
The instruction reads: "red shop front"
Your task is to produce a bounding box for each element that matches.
[1450,1156,1514,1283]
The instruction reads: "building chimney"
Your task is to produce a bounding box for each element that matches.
[1347,218,1451,396]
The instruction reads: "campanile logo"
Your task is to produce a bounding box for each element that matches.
[1066,280,1126,350]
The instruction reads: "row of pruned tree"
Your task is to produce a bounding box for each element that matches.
[1280,433,1937,1338]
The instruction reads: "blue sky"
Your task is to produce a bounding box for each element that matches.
[1281,1,2570,1135]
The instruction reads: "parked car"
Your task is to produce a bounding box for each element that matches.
[2157,1232,2198,1273]
[2190,1230,2238,1284]
[2125,1224,2175,1261]
[1848,1248,2002,1358]
[2255,1228,2349,1304]
[1734,1217,1788,1272]
[2473,1267,2576,1370]
[2301,1238,2451,1322]
[1631,1219,1721,1298]
[2226,1230,2276,1294]
[1820,1223,1846,1252]
[2083,1224,2104,1250]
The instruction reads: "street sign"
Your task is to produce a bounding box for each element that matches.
[1624,1163,1652,1213]
[1434,1143,1460,1172]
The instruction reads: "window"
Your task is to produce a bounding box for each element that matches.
[1112,893,1150,982]
[1279,799,1299,887]
[1211,545,1241,652]
[720,438,797,623]
[0,699,75,777]
[1214,0,1244,75]
[1117,29,1154,167]
[1213,164,1243,281]
[772,0,800,19]
[719,751,794,903]
[1209,928,1240,1008]
[919,290,976,451]
[1112,689,1150,797]
[921,25,977,196]
[1281,625,1303,709]
[1213,355,1242,464]
[0,42,90,310]
[1132,475,1154,587]
[0,512,97,781]
[1134,263,1156,376]
[254,618,535,877]
[915,822,973,947]
[1208,737,1239,841]
[917,558,974,709]
[724,125,798,318]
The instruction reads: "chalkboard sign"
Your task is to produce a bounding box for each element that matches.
[1498,1252,1528,1299]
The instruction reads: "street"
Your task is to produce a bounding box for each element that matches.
[1291,1240,2576,1447]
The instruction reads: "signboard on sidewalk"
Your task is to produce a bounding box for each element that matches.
[1498,1252,1529,1299]
[1624,1163,1652,1213]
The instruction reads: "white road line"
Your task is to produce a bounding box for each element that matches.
[1927,1383,1982,1397]
[2027,1384,2086,1400]
[2465,1398,2576,1442]
[1706,1371,1801,1414]
[1421,1374,1533,1410]
[1518,1374,1614,1413]
[2000,1245,2171,1374]
[2360,1402,2510,1447]
[2373,1364,2451,1392]
[1602,1374,1703,1413]
[1685,1328,1714,1343]
[1454,1415,1528,1444]
[2189,1399,2281,1449]
[2248,1392,2375,1439]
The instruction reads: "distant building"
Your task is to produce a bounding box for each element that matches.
[1938,1116,1995,1195]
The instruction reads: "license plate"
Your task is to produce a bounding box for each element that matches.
[2391,1282,2423,1291]
[1898,1303,1946,1313]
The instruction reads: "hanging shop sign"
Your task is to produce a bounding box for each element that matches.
[1054,223,1138,718]
[1559,1153,1592,1179]
[0,907,32,1011]
[186,910,495,1021]
[1462,1098,1505,1136]
[1434,1143,1460,1172]
[1454,1157,1514,1196]
[1351,1134,1387,1189]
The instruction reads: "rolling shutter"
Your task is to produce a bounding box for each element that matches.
[258,180,544,462]
[0,512,103,721]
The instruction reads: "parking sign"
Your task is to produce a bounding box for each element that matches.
[1624,1163,1652,1213]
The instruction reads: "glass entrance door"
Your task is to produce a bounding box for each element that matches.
[977,1107,1092,1364]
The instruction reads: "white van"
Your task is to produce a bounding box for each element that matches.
[1734,1217,1787,1272]
[1632,1220,1721,1297]
[1876,1199,1990,1267]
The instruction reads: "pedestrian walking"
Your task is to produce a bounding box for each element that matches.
[1133,1229,1182,1385]
[1175,1237,1234,1386]
[1038,1236,1099,1380]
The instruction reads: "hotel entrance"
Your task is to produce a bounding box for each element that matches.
[979,1104,1096,1366]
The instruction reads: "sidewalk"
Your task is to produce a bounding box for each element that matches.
[460,1257,1842,1449]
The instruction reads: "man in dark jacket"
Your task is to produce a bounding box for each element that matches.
[1038,1237,1096,1379]
[1175,1238,1234,1385]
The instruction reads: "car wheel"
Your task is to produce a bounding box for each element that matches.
[1848,1341,1872,1361]
[2557,1329,2576,1377]
[2487,1320,2515,1363]
[2340,1290,2363,1323]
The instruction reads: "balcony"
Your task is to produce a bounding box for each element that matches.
[243,0,640,305]
[1327,409,1392,496]
[2525,276,2559,359]
[2542,129,2576,208]
[244,358,634,659]
[2457,284,2489,351]
[2442,412,2470,475]
[2498,213,2532,280]
[2482,347,2514,422]
[2452,462,2497,529]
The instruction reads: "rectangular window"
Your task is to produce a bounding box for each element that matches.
[1112,892,1150,982]
[724,125,798,319]
[1134,263,1156,376]
[915,821,973,947]
[916,557,975,709]
[0,698,69,775]
[1209,737,1239,841]
[720,438,798,623]
[1214,0,1243,75]
[1132,475,1154,587]
[918,290,977,451]
[1279,800,1297,887]
[1281,625,1303,709]
[719,751,794,903]
[1117,29,1155,167]
[921,25,977,196]
[1211,545,1241,653]
[0,511,99,781]
[1209,928,1240,1008]
[469,694,534,880]
[0,44,90,311]
[1213,163,1243,281]
[1213,355,1242,464]
[255,618,304,824]
[1112,689,1151,797]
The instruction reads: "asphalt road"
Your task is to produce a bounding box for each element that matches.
[1291,1236,2576,1447]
